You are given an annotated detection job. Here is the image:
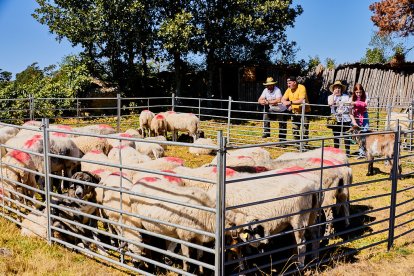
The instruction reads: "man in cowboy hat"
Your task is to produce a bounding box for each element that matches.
[281,75,311,144]
[258,77,288,141]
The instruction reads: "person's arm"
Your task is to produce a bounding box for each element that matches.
[267,88,282,105]
[258,90,267,105]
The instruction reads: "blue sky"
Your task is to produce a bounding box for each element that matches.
[1,0,413,77]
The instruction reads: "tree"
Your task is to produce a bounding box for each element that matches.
[0,69,12,89]
[33,0,158,95]
[361,32,394,64]
[189,0,303,98]
[370,0,414,37]
[325,58,335,69]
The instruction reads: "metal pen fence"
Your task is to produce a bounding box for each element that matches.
[0,95,414,275]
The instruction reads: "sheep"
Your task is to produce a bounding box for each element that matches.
[129,176,256,273]
[1,150,38,208]
[139,110,155,137]
[125,128,144,138]
[20,210,48,238]
[71,135,112,155]
[350,126,402,177]
[165,112,200,142]
[15,121,42,137]
[0,126,21,156]
[74,124,116,135]
[209,147,272,167]
[134,141,165,159]
[98,172,143,257]
[267,157,351,236]
[4,134,43,154]
[144,135,168,150]
[81,150,117,175]
[130,169,184,186]
[107,133,136,148]
[130,157,184,183]
[150,113,168,137]
[108,145,151,164]
[189,138,216,155]
[49,124,76,138]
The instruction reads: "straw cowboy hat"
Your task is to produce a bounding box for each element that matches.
[263,77,277,86]
[329,80,346,93]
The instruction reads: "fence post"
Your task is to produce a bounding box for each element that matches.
[300,102,305,152]
[376,97,380,131]
[227,96,232,142]
[171,93,176,111]
[409,101,414,151]
[386,103,392,130]
[76,98,80,119]
[198,98,201,119]
[387,124,400,250]
[215,131,226,276]
[41,118,52,244]
[29,94,34,121]
[117,93,121,132]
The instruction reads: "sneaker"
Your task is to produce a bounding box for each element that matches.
[356,155,365,160]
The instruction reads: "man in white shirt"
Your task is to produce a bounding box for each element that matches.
[258,77,288,141]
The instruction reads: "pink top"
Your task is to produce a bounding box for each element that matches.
[353,98,367,125]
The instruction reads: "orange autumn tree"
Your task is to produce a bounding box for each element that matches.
[370,0,414,37]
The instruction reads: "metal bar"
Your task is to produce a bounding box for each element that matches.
[387,125,400,250]
[215,131,225,276]
[227,96,232,142]
[117,93,121,133]
[172,93,175,111]
[42,118,52,244]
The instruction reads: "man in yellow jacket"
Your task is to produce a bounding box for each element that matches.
[281,76,311,143]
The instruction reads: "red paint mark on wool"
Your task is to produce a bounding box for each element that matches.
[308,158,335,167]
[98,124,113,129]
[119,133,132,137]
[23,120,39,126]
[164,157,184,165]
[275,166,305,174]
[254,166,268,173]
[237,155,253,160]
[56,125,73,130]
[91,169,105,175]
[0,187,3,197]
[166,111,176,114]
[155,114,165,119]
[113,145,127,149]
[211,167,236,177]
[141,177,159,182]
[142,109,150,112]
[90,150,103,154]
[24,135,42,148]
[110,171,128,178]
[52,132,68,137]
[161,170,182,183]
[324,147,344,154]
[10,150,31,164]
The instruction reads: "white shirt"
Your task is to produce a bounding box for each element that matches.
[260,87,287,112]
[328,94,352,123]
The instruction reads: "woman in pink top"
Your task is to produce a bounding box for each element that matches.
[351,83,369,158]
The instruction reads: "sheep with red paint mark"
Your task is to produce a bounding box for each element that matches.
[0,150,38,208]
[209,147,272,167]
[81,150,118,174]
[107,133,136,148]
[71,135,112,155]
[74,124,116,135]
[150,113,168,137]
[129,176,255,273]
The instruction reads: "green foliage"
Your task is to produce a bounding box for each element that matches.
[360,32,405,64]
[325,58,336,69]
[0,55,91,120]
[361,48,386,64]
[307,56,321,71]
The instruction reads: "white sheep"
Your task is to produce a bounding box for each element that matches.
[1,150,38,208]
[107,133,136,148]
[129,176,252,272]
[209,147,272,167]
[108,145,151,164]
[0,126,21,156]
[81,150,117,173]
[125,128,144,138]
[130,157,184,183]
[165,112,200,142]
[144,135,168,150]
[71,136,112,155]
[74,124,116,135]
[277,147,349,165]
[189,138,216,155]
[150,113,168,137]
[15,121,42,137]
[139,110,155,137]
[135,141,164,159]
[20,210,48,238]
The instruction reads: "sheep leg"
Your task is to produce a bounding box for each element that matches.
[366,155,374,176]
[181,244,190,271]
[323,208,334,237]
[172,130,177,142]
[292,217,308,268]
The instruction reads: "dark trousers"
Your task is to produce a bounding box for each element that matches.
[331,123,352,155]
[291,113,309,141]
[263,111,287,141]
